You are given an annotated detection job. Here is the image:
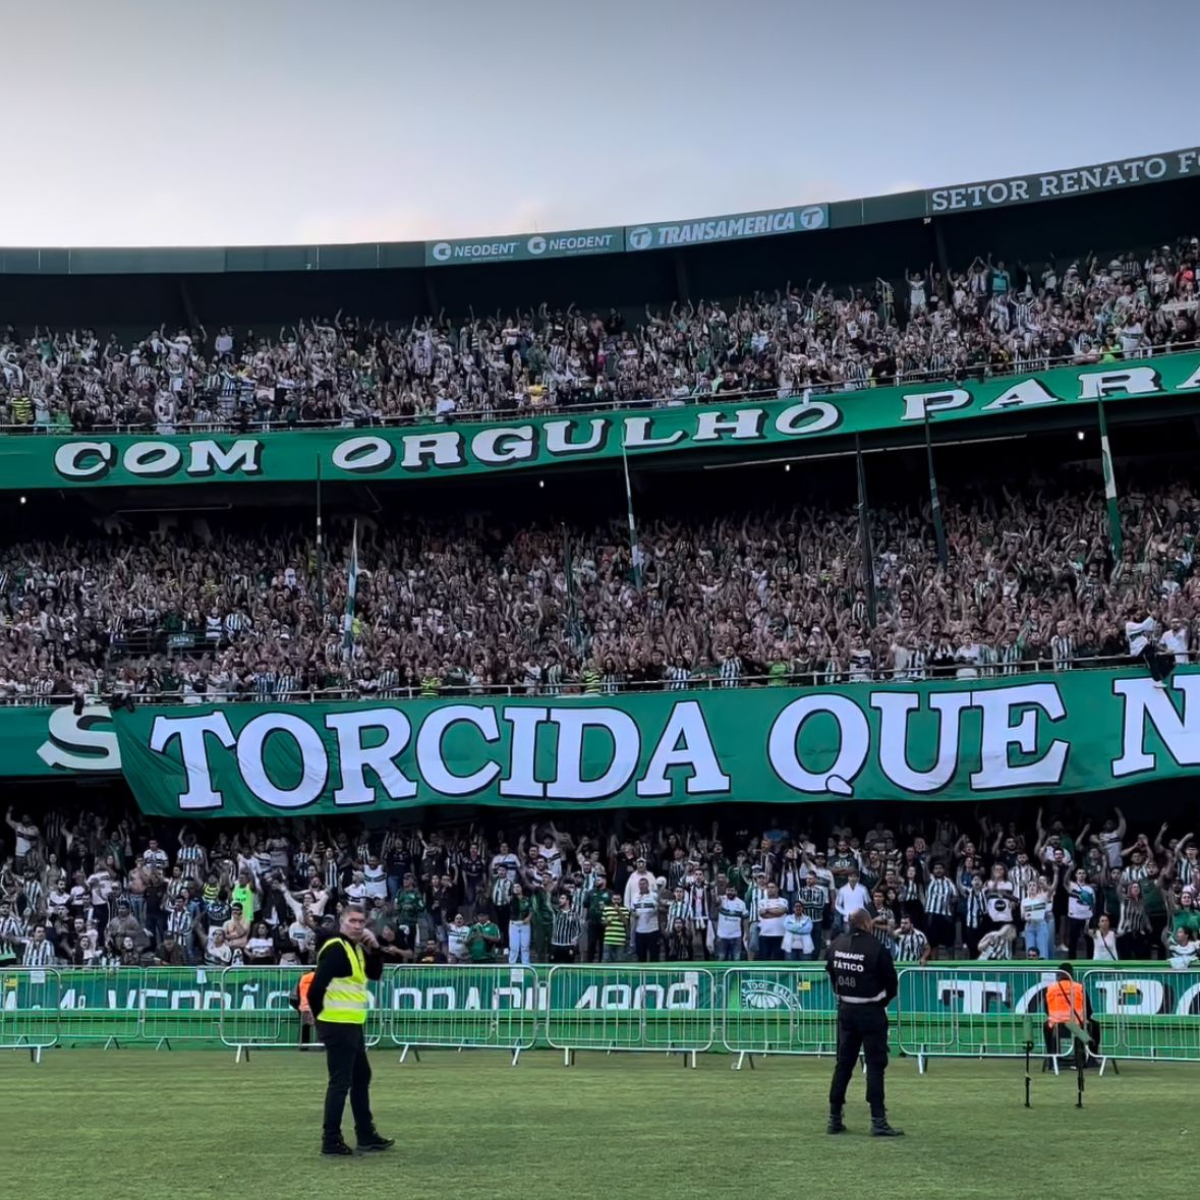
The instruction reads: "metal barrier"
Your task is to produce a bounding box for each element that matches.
[719,966,841,1065]
[895,965,1073,1068]
[218,966,386,1059]
[384,964,539,1065]
[56,965,147,1047]
[1083,967,1200,1063]
[544,966,715,1065]
[0,968,60,1060]
[1,962,1199,1071]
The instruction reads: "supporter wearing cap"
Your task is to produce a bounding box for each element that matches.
[623,856,655,909]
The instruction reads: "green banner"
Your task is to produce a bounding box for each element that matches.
[13,351,1200,492]
[0,704,120,777]
[4,966,1199,1058]
[927,146,1200,214]
[104,668,1200,818]
[625,204,827,252]
[424,227,623,266]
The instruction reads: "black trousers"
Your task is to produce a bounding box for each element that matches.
[586,920,604,962]
[757,935,784,961]
[829,1005,889,1118]
[317,1021,374,1143]
[635,930,661,962]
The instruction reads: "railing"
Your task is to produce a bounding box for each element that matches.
[2,338,1195,437]
[3,962,1199,1068]
[1,652,1171,709]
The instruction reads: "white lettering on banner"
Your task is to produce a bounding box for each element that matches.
[622,416,685,449]
[127,675,1200,813]
[692,409,766,441]
[546,707,640,800]
[54,441,116,479]
[399,432,466,471]
[471,426,536,465]
[573,973,700,1010]
[659,212,798,246]
[499,706,547,799]
[124,442,183,478]
[1091,978,1166,1017]
[935,980,1011,1013]
[186,440,263,477]
[980,379,1059,412]
[632,209,818,250]
[773,400,840,436]
[415,705,501,796]
[900,389,971,422]
[37,705,121,772]
[970,683,1068,790]
[236,713,327,809]
[151,712,235,810]
[331,435,394,473]
[453,242,519,260]
[928,152,1196,212]
[390,983,543,1012]
[324,709,417,805]
[636,700,730,797]
[871,692,973,791]
[543,419,607,455]
[1112,675,1200,777]
[1077,367,1161,400]
[767,695,870,796]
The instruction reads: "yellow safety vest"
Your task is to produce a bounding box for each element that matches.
[316,936,368,1024]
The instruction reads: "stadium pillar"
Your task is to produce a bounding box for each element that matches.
[673,251,690,307]
[932,220,950,285]
[424,273,440,322]
[177,278,200,335]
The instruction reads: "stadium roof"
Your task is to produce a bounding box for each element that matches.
[0,146,1195,276]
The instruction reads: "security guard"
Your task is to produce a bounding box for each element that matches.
[308,905,395,1156]
[825,907,903,1136]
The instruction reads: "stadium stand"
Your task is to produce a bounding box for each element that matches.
[1,147,1199,997]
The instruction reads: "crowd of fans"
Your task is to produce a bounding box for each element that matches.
[0,238,1196,432]
[0,462,1195,703]
[2,802,1197,969]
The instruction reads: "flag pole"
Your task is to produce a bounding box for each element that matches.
[1096,395,1123,560]
[620,429,642,589]
[342,518,359,660]
[854,434,878,628]
[923,402,949,566]
[562,522,581,655]
[315,454,325,617]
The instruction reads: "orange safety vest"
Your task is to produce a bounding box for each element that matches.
[298,971,315,1013]
[1045,979,1085,1026]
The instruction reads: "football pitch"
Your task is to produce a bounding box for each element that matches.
[1,1050,1193,1199]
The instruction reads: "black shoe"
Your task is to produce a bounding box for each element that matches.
[322,1141,354,1157]
[870,1117,905,1138]
[356,1130,395,1152]
[826,1107,846,1134]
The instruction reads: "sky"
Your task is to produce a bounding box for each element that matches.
[2,0,1196,247]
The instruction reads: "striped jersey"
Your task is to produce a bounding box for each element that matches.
[964,888,987,928]
[551,908,583,947]
[797,885,828,921]
[893,928,929,962]
[21,938,56,966]
[925,877,957,917]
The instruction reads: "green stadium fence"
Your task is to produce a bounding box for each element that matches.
[385,964,539,1065]
[0,968,60,1062]
[544,965,716,1066]
[3,962,1200,1070]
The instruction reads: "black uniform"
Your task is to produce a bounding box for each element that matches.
[825,926,899,1120]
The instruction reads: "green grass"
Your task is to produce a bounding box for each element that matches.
[1,1050,1194,1199]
